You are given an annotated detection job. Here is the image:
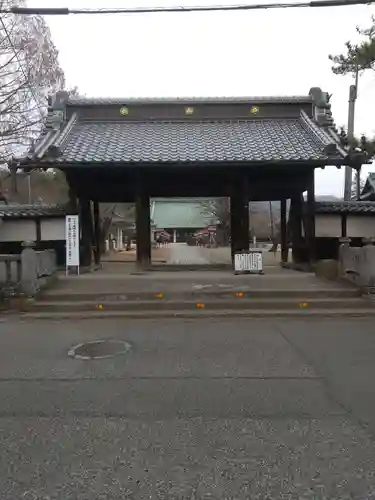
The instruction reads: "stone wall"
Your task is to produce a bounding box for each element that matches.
[0,242,57,297]
[338,238,375,292]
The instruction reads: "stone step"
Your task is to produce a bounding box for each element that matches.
[39,287,360,302]
[23,297,373,313]
[13,308,375,320]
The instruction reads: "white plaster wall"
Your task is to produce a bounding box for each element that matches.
[347,216,375,238]
[315,214,341,237]
[0,220,36,242]
[41,218,65,241]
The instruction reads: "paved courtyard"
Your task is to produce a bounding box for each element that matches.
[167,243,210,265]
[97,243,284,268]
[0,316,375,499]
[165,243,285,266]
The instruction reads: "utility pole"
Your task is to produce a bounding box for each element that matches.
[343,64,359,201]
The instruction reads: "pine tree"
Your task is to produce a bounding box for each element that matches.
[329,17,375,76]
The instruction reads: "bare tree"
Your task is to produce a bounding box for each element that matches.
[200,198,231,244]
[0,0,66,163]
[200,198,278,244]
[200,198,230,225]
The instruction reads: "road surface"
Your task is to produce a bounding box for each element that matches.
[0,316,375,498]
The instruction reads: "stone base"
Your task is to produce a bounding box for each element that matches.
[314,260,339,281]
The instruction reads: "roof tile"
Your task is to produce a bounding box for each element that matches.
[47,119,337,164]
[315,201,375,214]
[0,204,68,219]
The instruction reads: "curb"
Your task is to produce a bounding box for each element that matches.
[13,308,375,320]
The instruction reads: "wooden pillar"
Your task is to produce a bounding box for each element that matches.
[10,163,18,195]
[356,166,361,201]
[305,169,316,264]
[93,201,101,266]
[35,218,42,248]
[135,184,151,269]
[79,197,93,267]
[341,214,347,238]
[280,198,288,263]
[230,176,249,262]
[68,186,78,214]
[290,195,303,263]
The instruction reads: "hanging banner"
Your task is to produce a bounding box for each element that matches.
[65,215,80,270]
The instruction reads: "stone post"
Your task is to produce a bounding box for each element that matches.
[20,241,38,297]
[338,237,351,279]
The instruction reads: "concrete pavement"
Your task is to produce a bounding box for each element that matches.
[19,264,374,318]
[1,317,375,498]
[43,266,354,296]
[167,243,210,265]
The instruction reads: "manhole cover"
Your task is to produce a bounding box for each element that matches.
[68,340,132,360]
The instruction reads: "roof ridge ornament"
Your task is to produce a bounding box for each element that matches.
[45,90,69,131]
[309,87,331,108]
[309,87,333,127]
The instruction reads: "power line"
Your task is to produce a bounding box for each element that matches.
[1,0,374,16]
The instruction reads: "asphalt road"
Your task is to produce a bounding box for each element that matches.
[1,316,375,499]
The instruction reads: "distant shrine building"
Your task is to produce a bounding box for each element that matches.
[151,198,215,243]
[13,88,365,268]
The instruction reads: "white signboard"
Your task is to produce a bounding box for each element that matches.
[65,215,80,270]
[234,251,263,274]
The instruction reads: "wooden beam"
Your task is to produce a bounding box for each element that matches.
[135,182,151,269]
[70,167,309,202]
[35,218,42,246]
[341,214,347,238]
[290,195,303,263]
[280,198,288,263]
[305,169,316,264]
[93,201,101,266]
[230,176,249,262]
[79,197,93,267]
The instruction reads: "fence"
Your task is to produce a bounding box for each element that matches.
[338,237,375,292]
[0,242,58,297]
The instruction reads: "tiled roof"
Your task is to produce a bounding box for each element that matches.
[315,201,375,214]
[32,117,346,165]
[151,199,214,228]
[0,204,68,219]
[18,89,348,167]
[67,95,313,106]
[360,173,375,201]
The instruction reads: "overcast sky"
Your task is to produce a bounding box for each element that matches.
[28,0,375,196]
